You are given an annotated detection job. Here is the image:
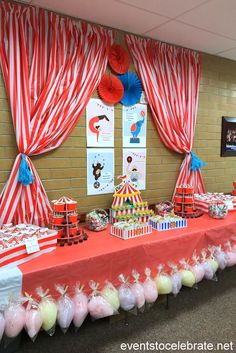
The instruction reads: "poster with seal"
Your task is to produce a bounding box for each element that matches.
[122,104,147,148]
[87,149,114,195]
[86,98,114,147]
[122,149,146,190]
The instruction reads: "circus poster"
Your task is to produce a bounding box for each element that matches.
[122,104,147,148]
[123,149,146,190]
[86,98,114,147]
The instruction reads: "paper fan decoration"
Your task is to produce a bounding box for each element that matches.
[118,71,142,106]
[98,74,124,104]
[108,44,130,74]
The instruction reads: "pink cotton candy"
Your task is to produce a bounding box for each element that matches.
[25,306,43,340]
[171,273,182,296]
[57,295,75,331]
[118,285,136,311]
[4,303,26,338]
[0,312,5,342]
[215,250,227,270]
[226,251,236,267]
[142,279,158,304]
[73,292,88,328]
[131,282,145,309]
[202,261,214,280]
[192,263,205,283]
[88,295,114,319]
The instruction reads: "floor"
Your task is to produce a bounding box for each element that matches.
[7,267,236,353]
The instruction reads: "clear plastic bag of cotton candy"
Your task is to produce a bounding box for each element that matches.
[231,236,236,254]
[142,268,158,306]
[118,274,137,314]
[155,265,172,295]
[72,283,88,330]
[191,251,205,284]
[0,308,5,344]
[211,245,227,270]
[37,287,57,336]
[4,296,26,340]
[24,293,43,342]
[179,259,196,288]
[56,285,75,333]
[88,281,114,320]
[101,281,120,313]
[168,262,182,296]
[201,249,218,281]
[225,241,236,267]
[131,270,145,312]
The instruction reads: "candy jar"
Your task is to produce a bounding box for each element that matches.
[118,274,136,311]
[37,288,57,336]
[56,285,74,333]
[179,259,196,288]
[168,263,182,296]
[131,271,145,311]
[88,281,114,319]
[142,268,158,304]
[102,281,120,312]
[24,293,43,341]
[155,265,172,294]
[73,283,88,329]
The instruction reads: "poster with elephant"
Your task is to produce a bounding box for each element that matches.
[123,149,146,190]
[122,104,147,148]
[87,149,114,195]
[86,98,114,147]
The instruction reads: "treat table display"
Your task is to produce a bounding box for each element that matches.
[14,213,236,297]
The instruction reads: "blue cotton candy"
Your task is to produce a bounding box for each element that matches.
[190,151,206,171]
[18,154,34,186]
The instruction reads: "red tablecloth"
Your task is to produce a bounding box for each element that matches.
[19,213,236,297]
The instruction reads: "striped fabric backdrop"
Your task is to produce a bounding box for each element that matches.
[0,2,114,226]
[126,35,205,196]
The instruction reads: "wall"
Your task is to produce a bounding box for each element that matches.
[1,28,236,214]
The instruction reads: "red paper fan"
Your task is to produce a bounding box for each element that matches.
[98,74,124,104]
[108,44,130,74]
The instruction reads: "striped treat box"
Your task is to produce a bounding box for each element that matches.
[0,230,57,268]
[194,194,236,213]
[149,219,187,231]
[110,224,152,240]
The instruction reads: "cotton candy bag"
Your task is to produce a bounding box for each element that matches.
[168,263,182,296]
[88,281,114,320]
[37,288,57,336]
[201,250,215,280]
[4,298,26,338]
[101,281,120,312]
[155,265,172,294]
[212,246,227,270]
[0,311,5,342]
[191,252,205,283]
[225,241,236,267]
[142,268,158,304]
[24,294,43,341]
[179,259,196,288]
[56,285,74,333]
[73,284,88,329]
[131,271,145,311]
[118,274,136,311]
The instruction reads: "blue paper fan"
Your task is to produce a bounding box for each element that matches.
[118,71,142,106]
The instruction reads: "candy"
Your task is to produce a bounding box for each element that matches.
[4,302,26,338]
[102,282,120,312]
[73,285,88,328]
[25,303,43,340]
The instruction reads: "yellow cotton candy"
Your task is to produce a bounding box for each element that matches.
[39,299,57,332]
[102,287,120,312]
[180,270,195,287]
[155,275,172,294]
[209,259,218,274]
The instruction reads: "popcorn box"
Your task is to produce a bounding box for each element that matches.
[149,219,187,231]
[110,224,152,240]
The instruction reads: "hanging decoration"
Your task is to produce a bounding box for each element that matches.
[98,74,124,104]
[118,71,142,106]
[108,44,130,74]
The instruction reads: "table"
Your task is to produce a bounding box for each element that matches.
[13,213,236,298]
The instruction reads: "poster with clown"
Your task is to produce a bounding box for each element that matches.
[122,104,147,148]
[86,98,114,147]
[122,149,146,190]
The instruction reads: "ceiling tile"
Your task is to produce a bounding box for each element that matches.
[177,0,236,40]
[145,21,236,54]
[117,0,208,18]
[32,0,169,34]
[218,48,236,61]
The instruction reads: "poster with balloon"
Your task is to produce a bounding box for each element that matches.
[123,149,146,190]
[86,98,114,147]
[87,149,114,195]
[122,104,147,148]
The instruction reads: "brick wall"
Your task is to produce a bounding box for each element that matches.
[0,31,236,214]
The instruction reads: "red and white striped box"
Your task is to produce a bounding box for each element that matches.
[194,193,236,213]
[0,229,57,268]
[110,224,152,240]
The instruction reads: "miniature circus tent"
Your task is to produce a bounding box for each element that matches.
[112,180,142,207]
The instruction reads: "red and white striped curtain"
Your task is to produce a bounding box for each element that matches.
[0,2,114,226]
[126,35,205,196]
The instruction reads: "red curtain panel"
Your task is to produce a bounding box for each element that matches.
[0,2,114,226]
[126,35,206,197]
